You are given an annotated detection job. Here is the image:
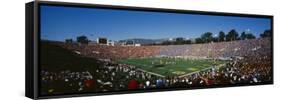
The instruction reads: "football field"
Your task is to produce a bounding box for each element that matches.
[117,57,228,77]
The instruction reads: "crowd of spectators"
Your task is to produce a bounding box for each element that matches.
[61,43,161,60]
[61,38,271,60]
[159,37,271,58]
[41,37,272,95]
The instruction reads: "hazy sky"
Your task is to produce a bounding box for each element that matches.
[40,5,271,41]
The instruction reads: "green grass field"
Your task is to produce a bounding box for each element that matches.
[118,57,228,77]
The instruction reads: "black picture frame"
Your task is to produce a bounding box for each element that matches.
[26,1,274,99]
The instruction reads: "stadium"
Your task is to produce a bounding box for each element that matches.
[40,36,272,95]
[39,4,272,96]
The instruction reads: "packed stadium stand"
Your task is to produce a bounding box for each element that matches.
[40,37,272,95]
[61,37,271,60]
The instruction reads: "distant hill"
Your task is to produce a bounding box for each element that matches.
[118,38,169,45]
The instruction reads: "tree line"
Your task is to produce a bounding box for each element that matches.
[161,29,271,45]
[65,29,271,45]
